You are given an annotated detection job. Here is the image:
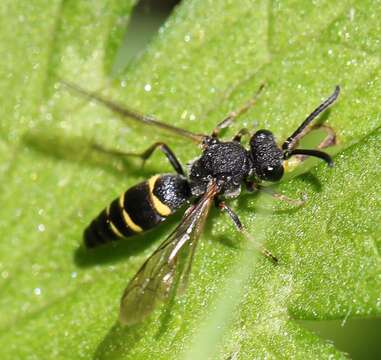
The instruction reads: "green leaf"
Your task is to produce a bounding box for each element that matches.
[0,0,380,359]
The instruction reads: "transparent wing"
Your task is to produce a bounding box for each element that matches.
[119,183,218,326]
[60,80,205,143]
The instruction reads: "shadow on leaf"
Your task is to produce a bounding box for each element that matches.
[23,129,154,179]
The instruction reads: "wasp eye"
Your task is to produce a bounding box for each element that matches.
[261,164,284,182]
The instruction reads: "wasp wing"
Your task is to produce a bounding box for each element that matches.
[119,183,218,326]
[61,80,205,143]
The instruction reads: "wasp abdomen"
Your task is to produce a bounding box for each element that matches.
[84,174,191,248]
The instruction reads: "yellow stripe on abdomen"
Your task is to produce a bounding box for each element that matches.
[148,175,172,217]
[119,193,143,233]
[106,205,124,238]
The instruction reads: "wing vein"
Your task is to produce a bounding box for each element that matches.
[119,182,218,325]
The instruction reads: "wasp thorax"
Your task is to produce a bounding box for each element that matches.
[250,130,284,182]
[189,139,250,197]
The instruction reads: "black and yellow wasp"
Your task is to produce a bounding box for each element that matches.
[62,81,339,325]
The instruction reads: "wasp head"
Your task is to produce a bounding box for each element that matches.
[249,130,284,182]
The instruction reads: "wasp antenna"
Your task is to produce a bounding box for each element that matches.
[282,86,340,153]
[286,148,334,167]
[60,79,205,143]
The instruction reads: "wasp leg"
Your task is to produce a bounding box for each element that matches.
[245,181,306,206]
[211,83,265,138]
[215,198,243,229]
[232,128,251,142]
[135,142,184,175]
[215,199,278,264]
[93,142,184,175]
[315,124,337,150]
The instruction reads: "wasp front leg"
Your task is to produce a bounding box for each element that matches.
[232,128,251,143]
[245,181,306,207]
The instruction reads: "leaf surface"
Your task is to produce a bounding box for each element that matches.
[0,0,380,359]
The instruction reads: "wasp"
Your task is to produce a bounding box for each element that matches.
[62,81,340,325]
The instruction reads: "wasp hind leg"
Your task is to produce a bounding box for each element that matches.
[215,199,278,264]
[93,142,184,175]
